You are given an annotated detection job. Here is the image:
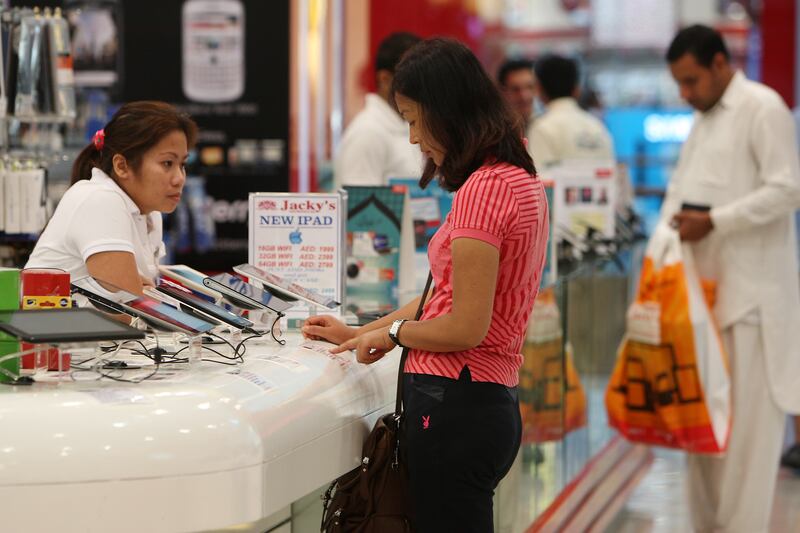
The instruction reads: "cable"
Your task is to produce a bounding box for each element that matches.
[200,358,239,366]
[208,332,238,353]
[234,331,265,357]
[270,313,286,345]
[69,339,166,383]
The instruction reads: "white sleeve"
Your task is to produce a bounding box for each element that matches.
[529,121,559,169]
[710,101,800,235]
[333,124,389,188]
[68,190,137,261]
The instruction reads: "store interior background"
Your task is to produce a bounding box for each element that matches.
[0,1,798,531]
[1,0,796,271]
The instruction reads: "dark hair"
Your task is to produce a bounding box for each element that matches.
[391,38,535,191]
[497,58,533,87]
[534,54,578,101]
[666,24,729,67]
[375,32,422,73]
[71,101,198,185]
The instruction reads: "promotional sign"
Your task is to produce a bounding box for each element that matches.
[547,160,617,242]
[388,178,452,292]
[248,192,345,306]
[345,186,414,310]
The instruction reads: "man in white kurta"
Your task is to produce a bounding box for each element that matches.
[333,32,422,188]
[662,25,800,533]
[528,54,615,167]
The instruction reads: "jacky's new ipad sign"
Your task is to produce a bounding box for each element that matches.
[248,193,346,306]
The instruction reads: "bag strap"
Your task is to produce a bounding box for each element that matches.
[394,271,433,417]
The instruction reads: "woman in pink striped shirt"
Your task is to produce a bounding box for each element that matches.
[303,38,549,532]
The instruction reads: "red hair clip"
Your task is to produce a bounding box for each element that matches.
[93,129,105,151]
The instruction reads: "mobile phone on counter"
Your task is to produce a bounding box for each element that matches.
[233,263,340,309]
[203,273,294,314]
[71,276,215,336]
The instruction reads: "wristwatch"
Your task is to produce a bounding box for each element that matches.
[388,319,407,348]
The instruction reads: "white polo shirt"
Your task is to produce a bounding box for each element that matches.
[26,168,165,281]
[333,93,423,187]
[527,97,615,166]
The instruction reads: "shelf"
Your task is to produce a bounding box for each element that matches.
[0,234,39,243]
[1,114,75,124]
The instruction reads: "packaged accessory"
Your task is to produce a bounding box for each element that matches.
[15,13,44,116]
[46,9,76,118]
[321,272,432,533]
[20,268,71,371]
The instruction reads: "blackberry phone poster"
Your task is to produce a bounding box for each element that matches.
[121,0,290,270]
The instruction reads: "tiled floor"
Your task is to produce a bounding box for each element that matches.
[608,449,800,532]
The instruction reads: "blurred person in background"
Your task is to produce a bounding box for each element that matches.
[781,107,800,472]
[333,32,422,187]
[528,54,614,167]
[497,59,536,133]
[662,24,800,533]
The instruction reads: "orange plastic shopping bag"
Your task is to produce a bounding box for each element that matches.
[520,288,587,443]
[605,224,730,454]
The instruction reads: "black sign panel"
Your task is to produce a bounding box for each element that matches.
[121,0,290,270]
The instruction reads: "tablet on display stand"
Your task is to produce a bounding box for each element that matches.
[203,273,295,343]
[233,263,339,310]
[158,264,221,300]
[72,276,217,365]
[0,308,147,383]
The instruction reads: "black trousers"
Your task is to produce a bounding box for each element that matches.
[401,366,522,533]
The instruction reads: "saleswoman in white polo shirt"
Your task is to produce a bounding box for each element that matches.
[26,101,197,294]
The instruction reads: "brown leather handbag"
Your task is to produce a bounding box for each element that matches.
[320,273,433,533]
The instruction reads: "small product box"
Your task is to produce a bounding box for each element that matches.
[0,268,21,382]
[20,268,72,371]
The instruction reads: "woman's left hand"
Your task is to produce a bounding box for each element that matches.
[330,326,397,364]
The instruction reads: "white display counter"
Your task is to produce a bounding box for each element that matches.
[0,334,399,532]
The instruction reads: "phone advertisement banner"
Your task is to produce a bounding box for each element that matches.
[248,193,345,305]
[122,0,290,270]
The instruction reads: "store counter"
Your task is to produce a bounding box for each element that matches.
[0,334,399,532]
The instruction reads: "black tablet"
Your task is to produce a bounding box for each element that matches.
[0,308,146,344]
[155,280,254,331]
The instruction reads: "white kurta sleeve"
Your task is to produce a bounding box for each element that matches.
[528,122,559,168]
[710,102,800,235]
[333,125,389,188]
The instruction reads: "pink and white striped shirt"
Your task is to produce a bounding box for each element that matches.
[405,161,549,386]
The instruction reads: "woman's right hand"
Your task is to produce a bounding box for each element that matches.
[302,315,358,345]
